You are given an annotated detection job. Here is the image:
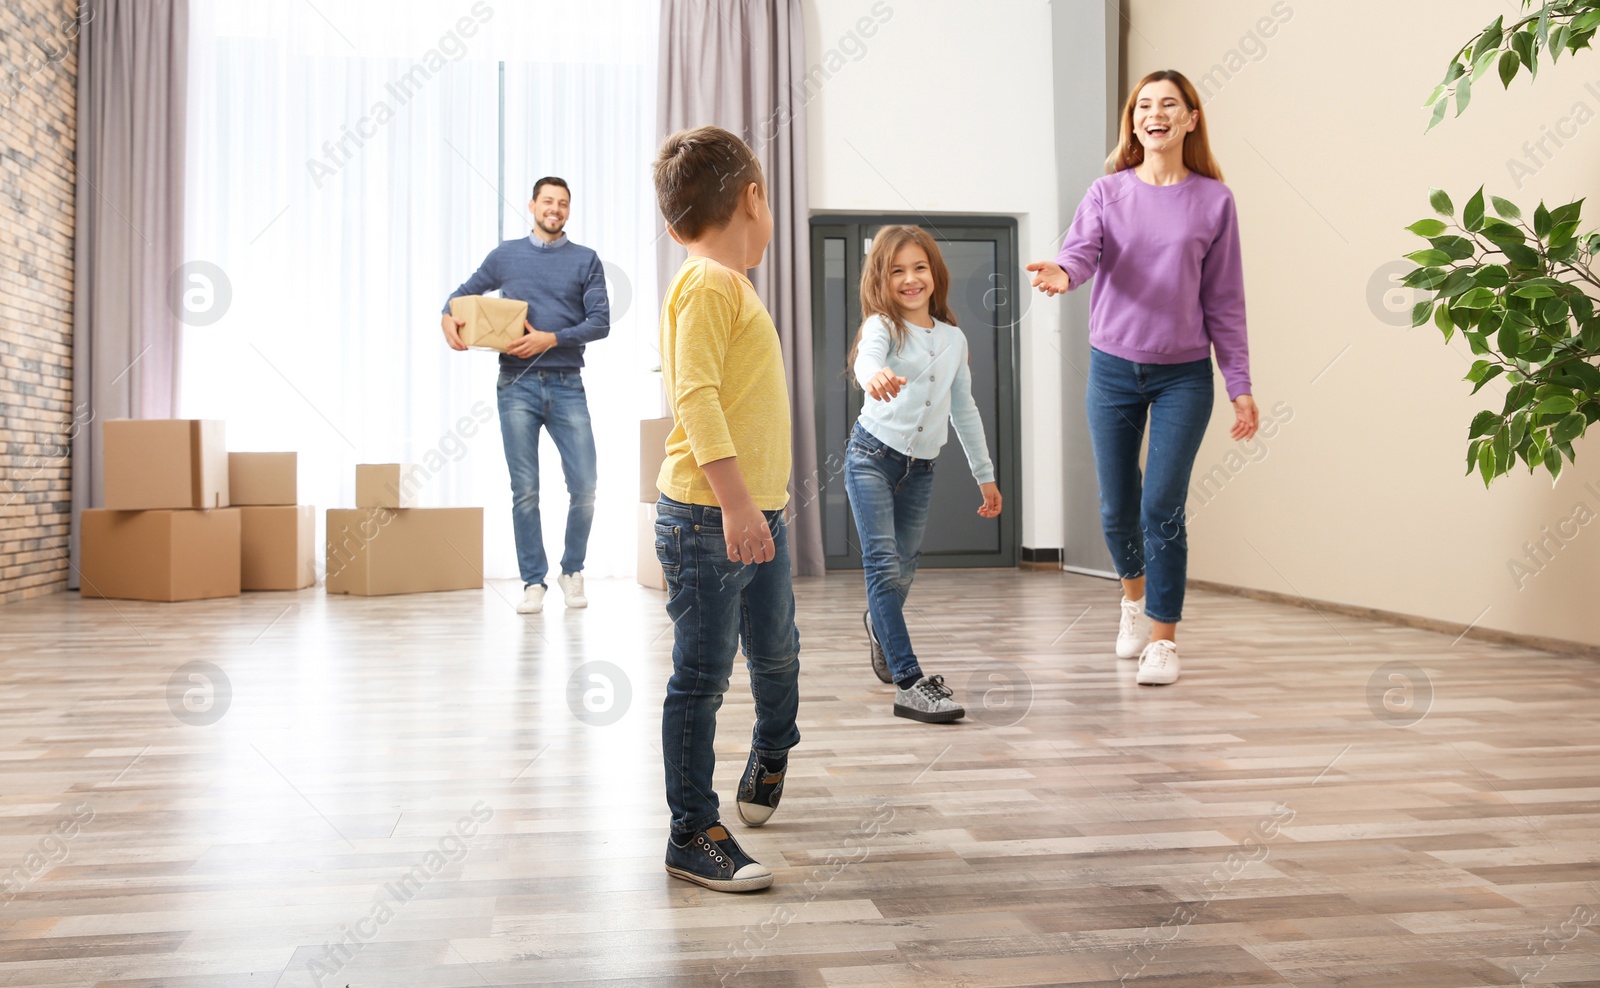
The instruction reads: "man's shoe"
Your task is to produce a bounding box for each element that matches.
[736,750,786,827]
[515,584,545,614]
[664,824,774,892]
[1116,596,1152,659]
[557,572,588,609]
[864,610,892,684]
[1136,639,1180,686]
[893,674,965,724]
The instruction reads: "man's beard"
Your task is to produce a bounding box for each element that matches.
[534,217,565,238]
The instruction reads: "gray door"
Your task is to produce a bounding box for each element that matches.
[810,217,1020,570]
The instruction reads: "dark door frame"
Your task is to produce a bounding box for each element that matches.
[809,214,1022,571]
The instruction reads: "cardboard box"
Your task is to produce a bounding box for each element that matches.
[229,452,298,506]
[638,502,666,591]
[324,507,483,596]
[241,505,315,590]
[356,463,419,508]
[104,419,229,510]
[449,295,529,352]
[640,417,674,503]
[80,508,241,602]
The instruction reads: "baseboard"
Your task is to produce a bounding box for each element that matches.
[1187,578,1600,660]
[1019,547,1061,572]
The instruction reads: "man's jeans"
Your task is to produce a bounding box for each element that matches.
[497,368,597,588]
[655,495,801,837]
[1085,347,1214,625]
[844,423,934,685]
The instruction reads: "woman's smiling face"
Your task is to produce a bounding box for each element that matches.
[1133,79,1196,153]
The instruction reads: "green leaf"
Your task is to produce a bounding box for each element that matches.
[1472,15,1505,64]
[1472,364,1506,394]
[1481,219,1527,246]
[1489,196,1522,221]
[1547,449,1564,480]
[1430,235,1476,260]
[1502,242,1542,269]
[1411,299,1433,327]
[1510,409,1530,448]
[1469,409,1501,438]
[1554,411,1587,444]
[1538,4,1551,50]
[1535,395,1577,417]
[1512,284,1557,298]
[1574,9,1600,33]
[1540,295,1571,327]
[1473,47,1501,82]
[1514,28,1537,72]
[1438,268,1478,298]
[1535,202,1552,239]
[1426,98,1449,133]
[1463,187,1487,232]
[1443,60,1466,84]
[1407,218,1448,237]
[1493,428,1512,473]
[1550,199,1585,227]
[1466,438,1484,476]
[1455,287,1497,309]
[1551,24,1569,63]
[1430,188,1455,216]
[1423,83,1447,107]
[1476,264,1510,288]
[1499,49,1521,87]
[1435,301,1455,339]
[1499,319,1522,358]
[1479,441,1496,486]
[1455,74,1473,116]
[1405,248,1453,266]
[1401,266,1448,290]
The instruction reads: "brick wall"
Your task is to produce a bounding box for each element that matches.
[0,0,78,604]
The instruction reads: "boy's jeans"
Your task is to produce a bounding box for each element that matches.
[655,495,801,837]
[843,423,934,685]
[497,368,597,588]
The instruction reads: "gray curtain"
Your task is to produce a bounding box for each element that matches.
[69,0,188,586]
[657,0,823,577]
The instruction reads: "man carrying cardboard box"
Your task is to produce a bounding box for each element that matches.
[441,177,610,614]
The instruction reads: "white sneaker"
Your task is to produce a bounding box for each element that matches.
[516,584,545,614]
[1116,596,1152,659]
[557,572,587,609]
[1136,639,1180,686]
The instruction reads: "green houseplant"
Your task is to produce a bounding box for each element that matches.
[1403,1,1600,484]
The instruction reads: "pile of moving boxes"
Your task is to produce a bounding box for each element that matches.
[79,419,483,601]
[638,416,673,591]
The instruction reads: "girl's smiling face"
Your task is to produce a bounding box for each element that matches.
[1133,79,1197,154]
[889,243,934,321]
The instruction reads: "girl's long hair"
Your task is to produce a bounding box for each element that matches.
[846,225,957,385]
[1105,70,1224,181]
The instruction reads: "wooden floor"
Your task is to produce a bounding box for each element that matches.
[0,569,1597,987]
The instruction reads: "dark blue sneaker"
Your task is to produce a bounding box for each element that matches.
[665,823,773,892]
[865,609,892,684]
[736,750,786,827]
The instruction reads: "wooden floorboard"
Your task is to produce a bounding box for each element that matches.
[0,569,1596,986]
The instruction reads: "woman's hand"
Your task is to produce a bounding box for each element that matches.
[866,367,907,402]
[1025,261,1071,296]
[977,482,1002,518]
[1230,394,1259,441]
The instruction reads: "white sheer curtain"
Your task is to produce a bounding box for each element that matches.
[181,0,660,581]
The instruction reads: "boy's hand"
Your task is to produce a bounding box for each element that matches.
[866,368,907,402]
[506,320,558,358]
[441,314,468,351]
[977,482,1002,518]
[723,502,775,564]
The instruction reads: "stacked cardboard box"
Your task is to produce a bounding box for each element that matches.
[80,420,241,602]
[638,418,673,591]
[230,453,316,591]
[325,463,483,596]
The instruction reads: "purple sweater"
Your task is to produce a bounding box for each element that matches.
[1055,169,1252,399]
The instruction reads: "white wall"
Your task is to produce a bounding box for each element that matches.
[803,0,1065,551]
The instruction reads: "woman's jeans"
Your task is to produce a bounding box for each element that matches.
[1085,347,1214,625]
[497,368,597,588]
[655,496,801,837]
[844,423,935,685]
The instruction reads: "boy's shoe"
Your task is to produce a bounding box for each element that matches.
[1116,596,1152,659]
[864,610,892,684]
[736,750,786,827]
[894,674,965,723]
[1136,639,1180,686]
[516,584,545,614]
[557,572,588,609]
[664,823,774,892]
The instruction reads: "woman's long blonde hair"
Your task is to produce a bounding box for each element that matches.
[1105,70,1224,181]
[846,225,957,384]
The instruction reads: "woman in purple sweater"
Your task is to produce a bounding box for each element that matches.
[1027,69,1259,686]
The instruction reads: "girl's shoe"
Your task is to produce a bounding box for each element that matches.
[664,823,774,892]
[1116,596,1152,659]
[735,749,785,827]
[1136,639,1180,686]
[864,610,892,683]
[894,674,965,723]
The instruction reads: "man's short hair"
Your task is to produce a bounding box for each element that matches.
[652,126,763,241]
[531,176,570,201]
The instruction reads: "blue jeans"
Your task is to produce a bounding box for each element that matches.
[655,495,801,837]
[497,368,597,588]
[844,423,935,685]
[1086,347,1214,625]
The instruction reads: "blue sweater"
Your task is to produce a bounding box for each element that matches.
[442,234,610,370]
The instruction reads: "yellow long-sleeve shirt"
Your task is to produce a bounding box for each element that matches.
[656,256,791,511]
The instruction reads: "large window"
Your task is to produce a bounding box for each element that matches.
[181,0,660,581]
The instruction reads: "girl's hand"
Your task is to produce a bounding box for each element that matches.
[977,482,1002,518]
[1230,394,1259,441]
[866,368,907,402]
[1025,261,1071,296]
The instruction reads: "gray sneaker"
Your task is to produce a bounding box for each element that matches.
[894,674,965,724]
[864,610,892,684]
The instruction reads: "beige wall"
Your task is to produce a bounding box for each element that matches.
[1123,0,1600,647]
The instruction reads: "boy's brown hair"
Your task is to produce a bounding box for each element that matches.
[653,125,764,241]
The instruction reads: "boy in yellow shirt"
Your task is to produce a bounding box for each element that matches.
[652,126,799,893]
